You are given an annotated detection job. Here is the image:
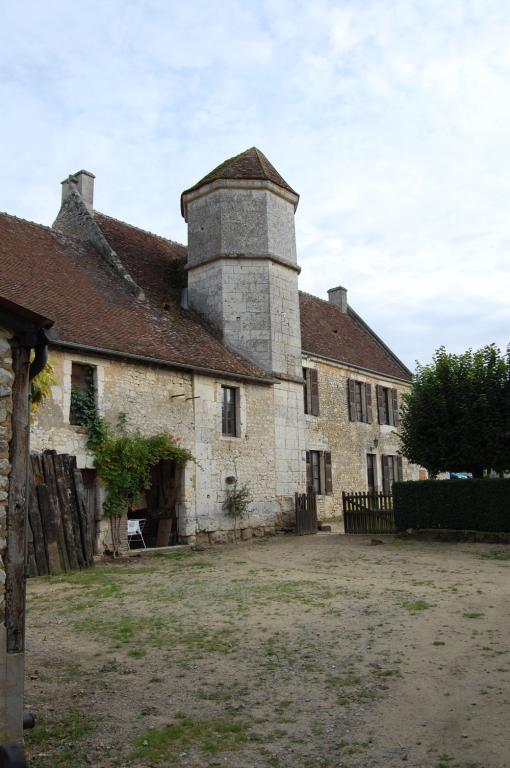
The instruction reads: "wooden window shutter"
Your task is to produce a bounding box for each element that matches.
[391,388,399,426]
[306,451,312,490]
[381,455,391,493]
[365,383,373,423]
[324,452,333,495]
[347,380,356,421]
[303,368,309,414]
[397,455,403,482]
[310,368,319,416]
[376,385,385,424]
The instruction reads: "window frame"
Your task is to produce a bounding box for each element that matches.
[303,366,319,416]
[221,385,239,438]
[376,385,399,427]
[306,450,333,495]
[69,362,97,427]
[348,380,372,423]
[381,454,403,493]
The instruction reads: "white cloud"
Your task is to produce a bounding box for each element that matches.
[1,0,510,367]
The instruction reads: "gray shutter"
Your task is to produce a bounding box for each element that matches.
[397,455,403,482]
[310,368,320,416]
[391,388,399,426]
[306,451,312,491]
[303,368,309,414]
[376,385,385,424]
[324,452,333,495]
[347,380,356,421]
[381,456,390,493]
[365,383,373,423]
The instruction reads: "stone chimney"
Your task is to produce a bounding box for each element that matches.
[61,170,95,214]
[327,286,348,313]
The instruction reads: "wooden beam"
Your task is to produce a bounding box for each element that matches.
[5,343,31,653]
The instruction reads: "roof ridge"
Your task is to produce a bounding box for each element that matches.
[299,289,411,378]
[94,211,186,251]
[0,210,57,234]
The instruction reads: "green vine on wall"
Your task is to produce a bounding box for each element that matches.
[81,407,194,519]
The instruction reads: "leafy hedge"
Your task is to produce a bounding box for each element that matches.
[393,479,510,532]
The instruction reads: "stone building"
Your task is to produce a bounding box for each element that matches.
[0,148,416,550]
[0,296,53,758]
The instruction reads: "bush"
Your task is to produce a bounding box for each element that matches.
[393,479,510,532]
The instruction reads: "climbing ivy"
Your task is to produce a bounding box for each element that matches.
[82,408,193,519]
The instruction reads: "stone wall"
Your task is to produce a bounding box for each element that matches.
[303,355,419,519]
[31,348,284,545]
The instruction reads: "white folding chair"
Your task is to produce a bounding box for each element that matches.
[127,518,147,549]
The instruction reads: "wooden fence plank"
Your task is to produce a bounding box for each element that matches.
[36,484,62,574]
[61,455,86,569]
[42,452,70,571]
[73,468,94,566]
[342,491,395,535]
[28,465,48,576]
[53,454,79,570]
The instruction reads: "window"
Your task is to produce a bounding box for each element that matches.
[221,386,238,437]
[347,380,372,423]
[381,455,403,493]
[376,385,399,426]
[306,450,333,495]
[367,453,377,494]
[303,367,319,416]
[70,363,96,426]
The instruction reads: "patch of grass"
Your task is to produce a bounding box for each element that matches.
[463,612,484,619]
[401,599,432,613]
[480,550,510,561]
[327,674,361,688]
[132,716,249,763]
[433,640,446,646]
[26,712,98,767]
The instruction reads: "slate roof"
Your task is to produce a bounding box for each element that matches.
[299,292,411,381]
[181,147,298,214]
[0,212,274,382]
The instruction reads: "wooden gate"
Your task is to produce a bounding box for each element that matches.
[342,492,395,534]
[295,491,318,535]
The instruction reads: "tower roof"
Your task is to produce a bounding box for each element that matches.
[181,147,298,215]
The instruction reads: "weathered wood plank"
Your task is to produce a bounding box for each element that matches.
[42,452,70,572]
[53,454,79,570]
[62,454,87,568]
[28,466,48,576]
[73,468,94,566]
[36,484,62,574]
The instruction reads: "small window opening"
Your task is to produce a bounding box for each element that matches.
[70,363,96,426]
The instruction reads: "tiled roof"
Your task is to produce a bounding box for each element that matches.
[0,212,274,382]
[0,207,410,383]
[299,292,411,381]
[181,147,298,207]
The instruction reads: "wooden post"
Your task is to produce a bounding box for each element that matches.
[3,344,30,743]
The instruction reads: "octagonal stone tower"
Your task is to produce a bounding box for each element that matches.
[181,147,302,379]
[181,148,306,512]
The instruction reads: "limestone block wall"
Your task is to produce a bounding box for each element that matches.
[192,374,278,538]
[30,348,286,543]
[303,355,419,519]
[273,379,306,517]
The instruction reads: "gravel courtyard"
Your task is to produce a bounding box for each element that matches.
[25,533,510,768]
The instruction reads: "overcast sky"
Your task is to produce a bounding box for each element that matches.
[1,0,509,370]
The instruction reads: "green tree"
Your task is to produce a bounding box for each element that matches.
[399,345,510,478]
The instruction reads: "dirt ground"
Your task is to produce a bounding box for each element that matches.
[24,533,510,768]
